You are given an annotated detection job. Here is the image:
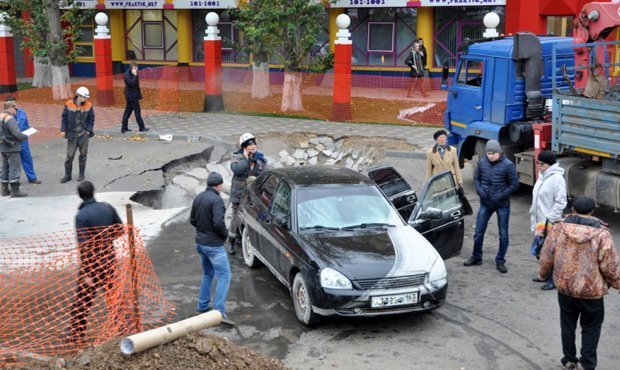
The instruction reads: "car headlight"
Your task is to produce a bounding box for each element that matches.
[320,268,352,290]
[428,257,447,289]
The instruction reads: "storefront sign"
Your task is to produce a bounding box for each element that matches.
[174,0,236,8]
[105,0,166,8]
[332,0,505,7]
[59,0,98,9]
[421,0,505,5]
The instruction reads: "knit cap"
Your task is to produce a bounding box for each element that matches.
[485,140,502,153]
[207,172,224,186]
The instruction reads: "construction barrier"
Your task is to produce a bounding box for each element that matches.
[0,225,174,367]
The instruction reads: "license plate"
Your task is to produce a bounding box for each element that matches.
[371,292,419,308]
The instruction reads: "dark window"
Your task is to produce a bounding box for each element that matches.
[368,22,394,52]
[270,182,291,217]
[259,175,278,208]
[457,60,483,87]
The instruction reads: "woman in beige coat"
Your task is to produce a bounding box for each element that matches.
[426,130,463,187]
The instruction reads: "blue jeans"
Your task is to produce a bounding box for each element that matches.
[196,243,231,315]
[472,203,510,264]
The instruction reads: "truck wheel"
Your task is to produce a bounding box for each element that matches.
[471,139,487,176]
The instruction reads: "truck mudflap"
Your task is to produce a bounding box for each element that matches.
[551,95,620,159]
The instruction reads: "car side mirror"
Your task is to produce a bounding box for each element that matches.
[418,207,442,220]
[441,59,451,90]
[274,214,290,229]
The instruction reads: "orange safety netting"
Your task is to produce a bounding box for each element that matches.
[7,66,447,127]
[0,225,175,367]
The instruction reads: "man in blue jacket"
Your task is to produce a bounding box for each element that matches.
[464,140,519,273]
[190,172,234,326]
[121,61,149,133]
[6,96,40,184]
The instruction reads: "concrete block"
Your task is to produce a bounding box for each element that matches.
[322,149,333,157]
[307,149,319,158]
[300,141,309,148]
[293,149,306,160]
[286,156,296,166]
[278,149,289,158]
[308,137,321,145]
[315,144,325,152]
[308,156,318,165]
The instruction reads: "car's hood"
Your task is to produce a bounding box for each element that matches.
[299,225,439,280]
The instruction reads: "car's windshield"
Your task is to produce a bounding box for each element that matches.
[296,185,403,230]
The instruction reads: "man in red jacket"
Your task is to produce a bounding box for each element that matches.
[539,196,620,370]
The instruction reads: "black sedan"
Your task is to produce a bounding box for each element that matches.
[238,165,464,325]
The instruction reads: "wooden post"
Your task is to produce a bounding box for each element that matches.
[125,203,142,333]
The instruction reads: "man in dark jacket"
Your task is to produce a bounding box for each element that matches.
[1,100,28,197]
[190,172,234,325]
[68,181,124,343]
[60,86,95,183]
[227,132,267,255]
[121,62,149,133]
[539,196,620,370]
[464,140,519,273]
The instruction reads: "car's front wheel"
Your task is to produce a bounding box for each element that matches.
[241,226,259,268]
[292,272,319,326]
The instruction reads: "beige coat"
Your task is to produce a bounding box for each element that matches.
[425,145,463,186]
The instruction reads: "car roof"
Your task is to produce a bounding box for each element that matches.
[269,165,374,187]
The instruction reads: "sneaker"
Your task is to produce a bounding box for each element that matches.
[463,256,482,266]
[496,263,508,273]
[28,179,42,184]
[220,314,236,327]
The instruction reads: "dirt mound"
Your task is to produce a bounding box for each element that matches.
[15,333,288,370]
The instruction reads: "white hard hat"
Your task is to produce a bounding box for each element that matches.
[239,132,256,146]
[76,86,90,98]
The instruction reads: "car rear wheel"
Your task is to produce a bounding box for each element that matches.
[241,226,259,268]
[292,273,319,326]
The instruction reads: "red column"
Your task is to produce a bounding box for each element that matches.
[94,13,115,106]
[0,19,17,93]
[203,13,223,112]
[331,15,352,121]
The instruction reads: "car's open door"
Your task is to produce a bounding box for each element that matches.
[408,171,464,260]
[367,166,418,220]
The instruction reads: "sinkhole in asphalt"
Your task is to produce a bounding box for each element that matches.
[129,133,416,210]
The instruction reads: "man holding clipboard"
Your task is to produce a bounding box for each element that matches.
[5,96,41,184]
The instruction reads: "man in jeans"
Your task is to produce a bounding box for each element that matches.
[539,196,620,370]
[190,172,234,326]
[464,140,519,273]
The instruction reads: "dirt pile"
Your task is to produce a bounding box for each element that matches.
[15,333,288,370]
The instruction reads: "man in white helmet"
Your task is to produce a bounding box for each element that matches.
[60,86,95,183]
[227,133,267,254]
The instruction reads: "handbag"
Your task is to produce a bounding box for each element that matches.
[530,219,550,260]
[456,186,474,215]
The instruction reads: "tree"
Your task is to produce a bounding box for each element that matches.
[232,0,278,99]
[233,0,333,111]
[2,0,93,100]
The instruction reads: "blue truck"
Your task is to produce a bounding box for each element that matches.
[442,31,620,210]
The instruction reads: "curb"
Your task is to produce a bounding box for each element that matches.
[385,150,427,159]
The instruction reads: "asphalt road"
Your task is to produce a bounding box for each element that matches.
[3,135,619,370]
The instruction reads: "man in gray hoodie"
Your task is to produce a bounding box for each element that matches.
[530,150,567,290]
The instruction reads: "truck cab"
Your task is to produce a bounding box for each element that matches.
[444,35,574,166]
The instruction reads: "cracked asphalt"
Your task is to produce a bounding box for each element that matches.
[3,112,620,370]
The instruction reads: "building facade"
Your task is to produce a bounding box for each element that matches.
[16,0,614,78]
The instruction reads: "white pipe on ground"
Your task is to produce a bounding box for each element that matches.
[120,310,222,355]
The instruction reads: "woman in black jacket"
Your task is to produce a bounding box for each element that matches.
[121,62,150,133]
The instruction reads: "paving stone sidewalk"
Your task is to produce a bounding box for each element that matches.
[99,112,438,158]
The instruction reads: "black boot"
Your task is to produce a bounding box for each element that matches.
[1,182,9,196]
[10,183,27,197]
[78,156,87,182]
[226,237,236,255]
[61,161,72,183]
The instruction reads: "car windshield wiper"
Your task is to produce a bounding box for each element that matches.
[341,223,396,230]
[299,225,341,231]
